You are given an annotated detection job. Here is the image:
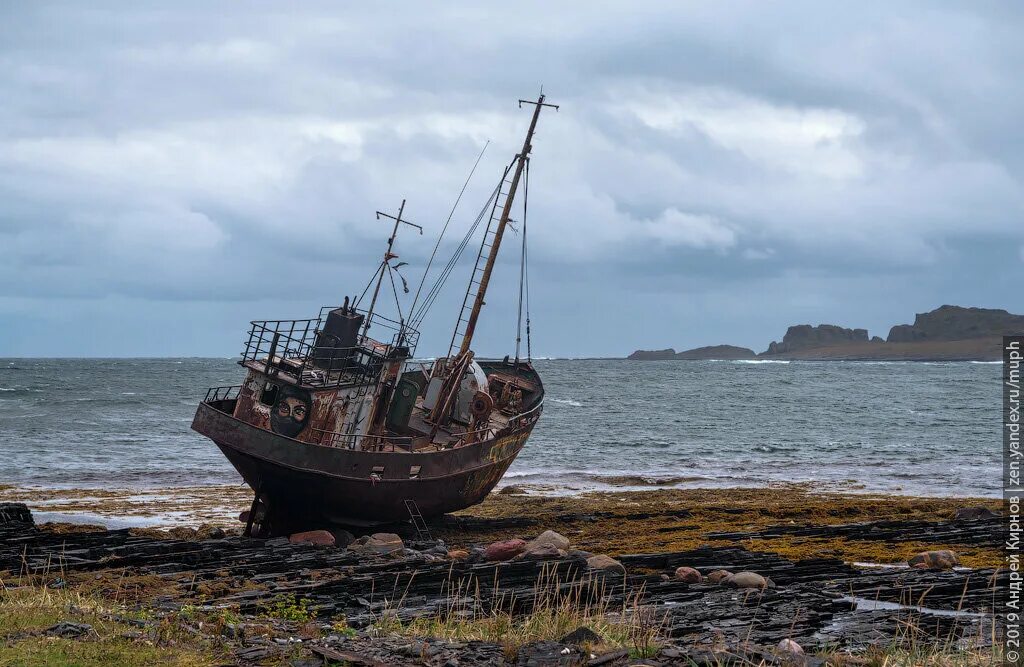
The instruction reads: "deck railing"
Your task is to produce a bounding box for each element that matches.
[238,308,420,389]
[204,385,241,402]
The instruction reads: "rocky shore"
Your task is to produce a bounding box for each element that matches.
[0,487,1004,665]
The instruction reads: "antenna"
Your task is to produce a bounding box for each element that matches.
[361,199,421,337]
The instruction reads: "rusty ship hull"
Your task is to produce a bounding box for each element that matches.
[192,359,543,530]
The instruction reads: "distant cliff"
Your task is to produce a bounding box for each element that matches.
[627,345,756,360]
[627,305,1022,361]
[765,324,868,355]
[887,305,1024,342]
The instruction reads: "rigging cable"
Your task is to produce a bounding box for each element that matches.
[407,141,489,326]
[515,157,532,363]
[354,259,387,310]
[524,159,532,361]
[409,177,503,329]
[387,263,404,325]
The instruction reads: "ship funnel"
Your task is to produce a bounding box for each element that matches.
[311,305,364,370]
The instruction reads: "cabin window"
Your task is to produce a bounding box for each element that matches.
[409,465,421,479]
[259,382,280,406]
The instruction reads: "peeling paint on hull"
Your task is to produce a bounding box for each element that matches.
[192,401,537,528]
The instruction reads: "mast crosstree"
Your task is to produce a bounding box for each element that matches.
[361,199,422,339]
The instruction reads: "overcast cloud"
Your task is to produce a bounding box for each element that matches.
[1,2,1022,357]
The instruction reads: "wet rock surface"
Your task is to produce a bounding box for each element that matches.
[0,503,1004,664]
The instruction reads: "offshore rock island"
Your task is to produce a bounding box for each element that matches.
[628,305,1024,361]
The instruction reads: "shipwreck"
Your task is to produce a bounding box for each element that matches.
[192,95,556,535]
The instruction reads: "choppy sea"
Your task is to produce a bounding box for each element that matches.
[0,358,1001,498]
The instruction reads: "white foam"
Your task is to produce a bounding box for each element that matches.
[732,359,790,364]
[551,398,582,407]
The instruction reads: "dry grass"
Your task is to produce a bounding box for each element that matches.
[373,563,665,660]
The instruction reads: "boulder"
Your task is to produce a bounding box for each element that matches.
[484,538,526,561]
[369,533,405,554]
[526,530,570,551]
[288,530,336,547]
[777,639,804,655]
[706,569,733,584]
[586,554,625,574]
[726,571,769,589]
[516,542,566,560]
[673,566,703,583]
[448,549,469,560]
[908,550,959,570]
[348,532,404,555]
[331,529,356,548]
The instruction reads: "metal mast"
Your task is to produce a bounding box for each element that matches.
[456,94,557,356]
[361,199,421,338]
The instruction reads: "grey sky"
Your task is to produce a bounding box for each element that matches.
[1,2,1021,357]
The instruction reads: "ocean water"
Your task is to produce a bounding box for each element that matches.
[0,358,1001,497]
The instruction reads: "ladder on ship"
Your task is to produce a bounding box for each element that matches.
[404,499,432,541]
[446,164,514,359]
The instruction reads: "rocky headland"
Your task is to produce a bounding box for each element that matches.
[628,305,1023,361]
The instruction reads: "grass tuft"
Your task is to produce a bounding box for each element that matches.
[372,564,664,659]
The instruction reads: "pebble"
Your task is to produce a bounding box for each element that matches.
[351,533,404,555]
[526,529,570,551]
[727,571,768,589]
[674,566,703,583]
[516,542,566,560]
[706,569,733,584]
[777,638,804,654]
[586,554,625,573]
[288,530,336,547]
[908,550,960,570]
[484,538,526,561]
